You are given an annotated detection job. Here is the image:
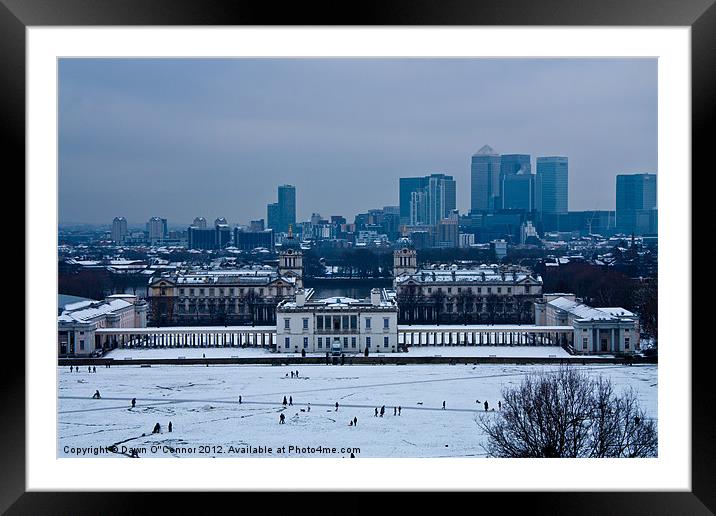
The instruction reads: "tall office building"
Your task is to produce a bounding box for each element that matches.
[536,156,568,214]
[616,173,657,235]
[278,184,296,233]
[400,177,428,224]
[192,217,207,229]
[401,173,456,226]
[147,217,165,242]
[111,216,128,243]
[471,145,502,212]
[502,171,534,211]
[500,154,531,176]
[267,203,280,231]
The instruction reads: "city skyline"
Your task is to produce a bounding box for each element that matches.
[59,58,657,224]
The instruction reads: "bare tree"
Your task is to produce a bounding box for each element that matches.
[478,367,657,458]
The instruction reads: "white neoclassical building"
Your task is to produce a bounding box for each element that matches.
[534,294,640,354]
[58,294,147,356]
[275,288,399,354]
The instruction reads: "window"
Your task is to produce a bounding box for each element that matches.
[366,337,371,348]
[317,337,322,348]
[365,318,371,329]
[219,289,224,296]
[525,286,531,293]
[189,289,194,296]
[343,337,348,348]
[427,288,432,294]
[161,287,166,295]
[447,288,452,294]
[199,289,205,296]
[457,287,461,293]
[333,316,341,331]
[625,337,630,349]
[284,318,290,330]
[229,288,234,296]
[179,289,184,295]
[342,315,349,330]
[350,315,357,329]
[487,287,492,294]
[209,288,214,296]
[79,340,84,351]
[497,287,502,294]
[285,337,290,349]
[477,288,481,294]
[260,289,264,295]
[383,336,389,347]
[351,337,357,348]
[507,287,512,294]
[303,318,309,330]
[317,316,324,330]
[383,318,389,329]
[303,337,309,349]
[583,338,588,349]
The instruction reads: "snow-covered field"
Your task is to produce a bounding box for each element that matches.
[58,363,657,458]
[103,345,576,360]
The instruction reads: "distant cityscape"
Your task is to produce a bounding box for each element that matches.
[64,145,656,253]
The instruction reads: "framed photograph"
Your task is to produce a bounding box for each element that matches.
[7,0,709,512]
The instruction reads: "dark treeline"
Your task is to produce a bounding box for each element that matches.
[303,248,393,279]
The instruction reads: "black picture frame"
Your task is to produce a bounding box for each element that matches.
[4,0,709,513]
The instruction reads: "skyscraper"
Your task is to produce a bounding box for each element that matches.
[502,171,534,211]
[147,217,164,242]
[192,217,207,229]
[500,154,531,176]
[471,145,501,212]
[401,173,456,226]
[399,177,428,224]
[267,203,280,232]
[536,156,568,214]
[278,184,296,233]
[111,216,127,243]
[616,173,657,235]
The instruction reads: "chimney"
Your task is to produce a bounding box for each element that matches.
[295,289,306,307]
[370,288,381,306]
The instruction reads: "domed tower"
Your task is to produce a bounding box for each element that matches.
[393,237,418,278]
[279,225,303,289]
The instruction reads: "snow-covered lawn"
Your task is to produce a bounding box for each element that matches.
[58,363,657,458]
[102,345,576,360]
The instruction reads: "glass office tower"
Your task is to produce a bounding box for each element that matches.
[536,156,568,214]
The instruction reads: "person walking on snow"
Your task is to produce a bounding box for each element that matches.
[394,407,397,416]
[307,403,311,412]
[374,408,378,417]
[279,413,285,424]
[380,406,385,417]
[484,400,489,411]
[283,396,288,406]
[335,402,339,411]
[93,366,96,373]
[69,366,73,372]
[131,398,136,408]
[152,422,161,433]
[291,371,294,378]
[398,406,401,416]
[289,396,293,406]
[92,390,101,399]
[353,417,357,426]
[168,421,172,432]
[442,401,446,410]
[238,395,242,404]
[498,401,501,411]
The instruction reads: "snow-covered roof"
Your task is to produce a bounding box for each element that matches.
[58,299,133,324]
[547,297,635,322]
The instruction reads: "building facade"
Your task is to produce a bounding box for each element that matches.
[393,239,542,324]
[111,216,128,244]
[534,294,639,354]
[58,294,147,356]
[536,156,569,214]
[148,242,303,326]
[275,288,399,354]
[616,173,657,235]
[471,144,502,212]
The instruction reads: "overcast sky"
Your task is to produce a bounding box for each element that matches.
[59,58,657,227]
